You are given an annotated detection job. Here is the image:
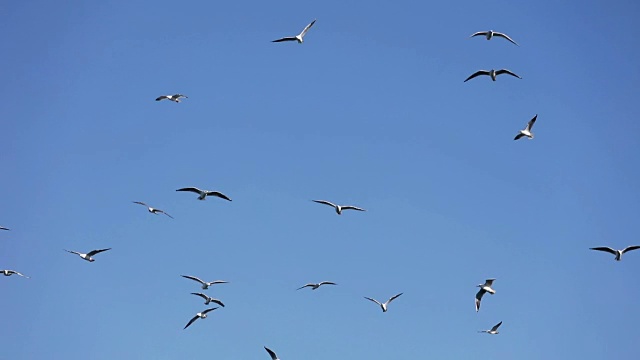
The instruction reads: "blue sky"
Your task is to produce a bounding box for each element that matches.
[2,0,640,359]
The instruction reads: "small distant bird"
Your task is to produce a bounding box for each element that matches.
[475,279,496,312]
[191,293,225,307]
[364,293,403,312]
[272,19,316,43]
[312,200,365,215]
[470,30,519,46]
[182,275,229,290]
[64,248,111,262]
[264,346,280,360]
[176,187,232,201]
[155,94,188,103]
[464,69,521,82]
[297,281,337,290]
[514,114,538,140]
[132,201,173,218]
[183,307,218,329]
[590,246,640,261]
[479,321,503,334]
[2,270,29,278]
[0,226,9,231]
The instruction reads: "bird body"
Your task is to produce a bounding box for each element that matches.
[182,275,229,290]
[464,69,522,82]
[272,19,316,43]
[191,293,225,306]
[514,114,538,140]
[183,307,218,329]
[479,321,503,334]
[470,30,519,46]
[155,94,187,103]
[312,200,365,215]
[297,281,337,290]
[1,269,29,278]
[475,279,496,312]
[364,293,403,312]
[64,248,111,262]
[590,246,640,261]
[132,201,173,218]
[176,187,232,201]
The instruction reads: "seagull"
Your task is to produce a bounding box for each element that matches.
[132,201,173,218]
[176,187,232,201]
[264,346,280,360]
[297,281,337,290]
[590,246,640,261]
[183,307,218,329]
[464,69,522,82]
[191,293,225,307]
[479,321,503,334]
[182,275,229,290]
[513,114,538,140]
[364,293,403,312]
[64,248,111,262]
[475,279,496,312]
[0,226,9,231]
[272,19,316,43]
[470,30,519,46]
[1,270,29,278]
[155,94,187,103]
[312,200,365,215]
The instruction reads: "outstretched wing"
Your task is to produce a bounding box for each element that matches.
[176,187,203,194]
[64,249,81,256]
[494,32,519,46]
[132,201,148,207]
[191,293,209,301]
[514,133,525,140]
[264,346,279,360]
[492,321,503,331]
[318,281,337,286]
[475,290,485,312]
[341,205,366,212]
[387,292,403,304]
[158,210,174,219]
[183,315,199,329]
[364,297,382,306]
[272,37,298,43]
[313,200,337,208]
[208,191,232,201]
[155,95,169,101]
[469,31,489,38]
[209,299,225,307]
[182,275,205,285]
[202,307,218,315]
[464,70,490,82]
[87,248,111,257]
[300,19,316,37]
[495,69,522,79]
[526,115,538,131]
[210,280,229,285]
[589,247,617,255]
[0,226,9,231]
[297,283,314,290]
[622,245,640,254]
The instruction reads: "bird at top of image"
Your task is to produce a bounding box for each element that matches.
[132,201,173,219]
[475,278,496,312]
[312,200,366,215]
[297,281,337,290]
[183,307,218,330]
[64,248,112,262]
[364,293,403,312]
[155,94,187,103]
[176,187,232,201]
[464,69,522,82]
[181,275,229,290]
[589,246,640,261]
[2,270,29,278]
[264,346,280,360]
[469,30,519,46]
[478,321,503,334]
[514,114,538,140]
[272,19,316,44]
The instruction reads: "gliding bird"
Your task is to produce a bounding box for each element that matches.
[312,200,365,215]
[590,246,640,261]
[183,307,218,329]
[2,270,29,278]
[470,30,519,46]
[479,321,503,334]
[176,187,232,201]
[514,114,538,140]
[155,94,187,103]
[182,275,229,290]
[132,201,173,218]
[64,248,111,262]
[464,69,521,82]
[191,293,225,307]
[297,281,337,290]
[364,293,403,312]
[272,19,316,43]
[475,279,496,312]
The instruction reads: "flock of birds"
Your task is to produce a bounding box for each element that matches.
[2,18,637,359]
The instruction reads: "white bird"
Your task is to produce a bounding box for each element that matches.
[155,94,187,103]
[464,69,521,82]
[132,201,173,218]
[514,115,538,140]
[475,279,496,312]
[297,281,337,290]
[312,200,365,215]
[272,19,316,43]
[364,293,403,312]
[470,30,519,46]
[264,346,280,360]
[176,187,232,201]
[183,307,218,329]
[479,321,503,334]
[191,293,225,307]
[182,275,229,290]
[1,270,29,278]
[590,246,640,261]
[64,248,111,262]
[0,226,9,231]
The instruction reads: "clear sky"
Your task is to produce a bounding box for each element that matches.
[2,0,640,359]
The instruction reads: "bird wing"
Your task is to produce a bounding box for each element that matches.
[514,133,525,141]
[132,201,148,207]
[494,32,519,46]
[12,271,28,278]
[387,292,403,304]
[495,69,522,79]
[0,226,9,230]
[182,275,205,284]
[297,283,314,290]
[155,95,169,101]
[622,245,640,254]
[183,315,199,329]
[202,307,218,315]
[341,205,366,212]
[492,321,503,331]
[174,94,187,99]
[469,31,488,38]
[485,279,495,286]
[176,187,203,194]
[313,200,337,208]
[158,210,174,219]
[464,70,490,82]
[475,290,485,312]
[264,346,279,360]
[590,247,617,255]
[526,115,538,131]
[272,37,298,43]
[300,19,316,37]
[191,292,209,300]
[208,191,232,201]
[319,281,337,286]
[87,248,111,257]
[210,280,229,285]
[364,297,382,306]
[210,299,225,307]
[64,249,81,256]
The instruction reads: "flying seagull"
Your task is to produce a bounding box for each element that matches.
[475,279,496,312]
[183,307,218,330]
[64,248,111,262]
[514,115,538,140]
[470,30,519,46]
[132,201,173,218]
[364,293,403,312]
[297,281,337,290]
[264,346,280,360]
[176,187,232,201]
[191,293,225,307]
[479,321,503,334]
[0,226,9,231]
[2,270,29,278]
[464,69,522,82]
[312,200,365,215]
[590,246,640,261]
[155,94,187,103]
[272,19,316,43]
[182,275,229,290]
